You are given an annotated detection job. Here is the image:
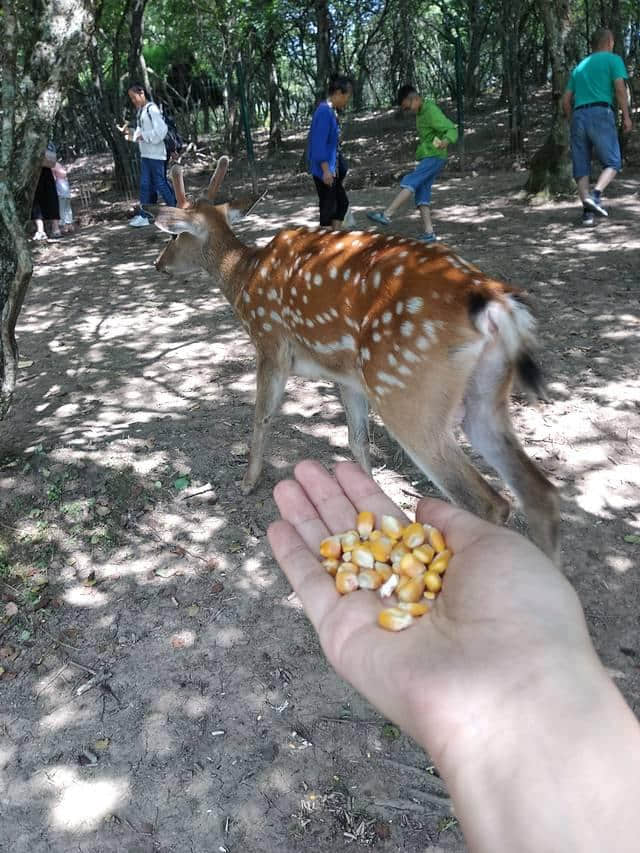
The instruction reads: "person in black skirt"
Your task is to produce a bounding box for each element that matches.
[32,143,62,241]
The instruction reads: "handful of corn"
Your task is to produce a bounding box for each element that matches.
[319,511,451,632]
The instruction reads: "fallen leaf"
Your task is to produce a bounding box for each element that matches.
[83,571,97,587]
[0,645,18,660]
[94,738,110,751]
[173,475,190,491]
[154,566,175,579]
[624,534,640,544]
[18,359,34,368]
[205,557,218,571]
[187,604,199,617]
[211,581,224,595]
[4,602,18,617]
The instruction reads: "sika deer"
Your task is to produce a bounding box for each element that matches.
[154,158,559,559]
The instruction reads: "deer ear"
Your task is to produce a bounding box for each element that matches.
[154,209,209,241]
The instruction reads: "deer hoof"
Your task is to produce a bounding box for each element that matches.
[240,477,257,496]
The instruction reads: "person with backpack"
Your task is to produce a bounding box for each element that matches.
[123,84,177,227]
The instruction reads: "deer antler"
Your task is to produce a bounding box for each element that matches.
[206,155,230,201]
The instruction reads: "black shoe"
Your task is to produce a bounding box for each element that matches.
[581,209,595,227]
[583,193,608,217]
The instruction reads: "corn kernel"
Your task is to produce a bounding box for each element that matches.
[412,544,436,564]
[429,549,451,574]
[337,560,358,574]
[424,591,436,600]
[390,542,410,565]
[374,561,393,581]
[381,515,403,539]
[396,575,425,603]
[323,558,339,576]
[356,511,375,539]
[320,535,342,560]
[379,572,400,598]
[378,606,414,631]
[424,524,446,553]
[358,569,384,590]
[398,601,430,617]
[335,571,359,594]
[402,522,425,549]
[369,529,383,542]
[340,529,360,550]
[424,572,442,593]
[352,544,375,569]
[398,553,426,578]
[370,536,394,562]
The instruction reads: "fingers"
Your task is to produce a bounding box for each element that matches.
[272,473,332,550]
[291,460,359,538]
[334,462,410,524]
[267,518,338,634]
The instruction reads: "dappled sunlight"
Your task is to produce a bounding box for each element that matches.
[49,770,129,831]
[63,584,110,607]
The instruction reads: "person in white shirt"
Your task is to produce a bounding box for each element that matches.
[123,84,176,227]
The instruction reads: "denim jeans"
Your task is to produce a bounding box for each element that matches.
[570,106,621,178]
[400,156,447,206]
[139,157,176,217]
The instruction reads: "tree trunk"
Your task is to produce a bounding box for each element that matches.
[526,0,574,196]
[0,0,94,419]
[266,50,282,155]
[128,0,150,87]
[464,0,487,107]
[314,0,331,100]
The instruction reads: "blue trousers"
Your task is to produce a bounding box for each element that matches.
[140,157,176,217]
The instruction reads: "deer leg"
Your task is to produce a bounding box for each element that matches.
[338,385,372,474]
[241,353,289,495]
[462,365,560,561]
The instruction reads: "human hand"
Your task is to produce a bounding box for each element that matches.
[322,169,334,187]
[432,136,447,149]
[623,115,633,133]
[268,460,596,764]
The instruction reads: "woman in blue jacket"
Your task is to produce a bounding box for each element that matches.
[308,76,353,228]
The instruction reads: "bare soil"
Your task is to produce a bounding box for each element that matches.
[1,108,639,853]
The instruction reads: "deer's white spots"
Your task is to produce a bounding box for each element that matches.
[313,274,323,286]
[306,319,314,328]
[388,353,398,367]
[393,265,405,276]
[385,236,394,242]
[444,292,453,303]
[343,269,351,281]
[416,336,430,351]
[382,311,392,325]
[432,291,440,300]
[257,306,266,317]
[372,318,379,328]
[345,316,359,331]
[400,320,414,337]
[377,371,406,388]
[250,310,256,319]
[322,312,333,323]
[406,296,424,314]
[372,332,382,343]
[257,288,264,295]
[398,364,412,376]
[242,292,251,303]
[423,320,437,341]
[372,270,382,288]
[396,301,404,315]
[302,295,308,304]
[335,242,344,251]
[398,251,409,258]
[472,278,483,286]
[267,288,278,300]
[304,271,311,282]
[329,266,338,279]
[352,239,362,248]
[315,314,326,324]
[360,347,371,361]
[403,349,421,363]
[329,308,339,318]
[270,311,282,323]
[260,267,268,279]
[263,322,272,332]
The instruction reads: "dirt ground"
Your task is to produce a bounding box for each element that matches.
[1,112,640,852]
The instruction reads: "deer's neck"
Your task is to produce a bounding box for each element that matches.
[206,227,256,309]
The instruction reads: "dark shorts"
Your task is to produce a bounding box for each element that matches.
[313,176,349,225]
[400,156,446,206]
[570,105,621,177]
[31,168,59,220]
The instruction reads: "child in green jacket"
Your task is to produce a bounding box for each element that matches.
[367,84,458,242]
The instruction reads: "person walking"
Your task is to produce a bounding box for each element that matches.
[562,27,632,227]
[367,84,458,243]
[123,84,177,227]
[31,143,62,241]
[308,75,353,229]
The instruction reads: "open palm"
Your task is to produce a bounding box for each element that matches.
[268,460,592,761]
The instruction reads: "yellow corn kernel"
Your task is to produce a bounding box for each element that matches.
[398,553,426,578]
[378,606,414,631]
[379,572,400,598]
[390,542,410,565]
[356,511,375,539]
[424,591,437,600]
[369,529,383,542]
[352,544,375,569]
[374,561,393,581]
[424,524,446,553]
[358,569,384,590]
[398,601,430,617]
[412,544,436,564]
[396,574,425,603]
[320,535,342,560]
[429,549,451,574]
[337,560,359,574]
[402,522,425,549]
[424,572,442,593]
[370,536,394,562]
[323,558,339,576]
[381,515,404,539]
[340,529,360,550]
[335,571,359,594]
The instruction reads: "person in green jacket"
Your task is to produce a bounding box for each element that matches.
[367,84,458,243]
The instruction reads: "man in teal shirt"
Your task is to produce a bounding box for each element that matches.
[367,84,458,243]
[562,28,632,225]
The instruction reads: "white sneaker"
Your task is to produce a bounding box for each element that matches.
[128,214,150,227]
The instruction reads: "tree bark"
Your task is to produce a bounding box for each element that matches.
[0,0,94,418]
[314,0,331,100]
[526,0,574,196]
